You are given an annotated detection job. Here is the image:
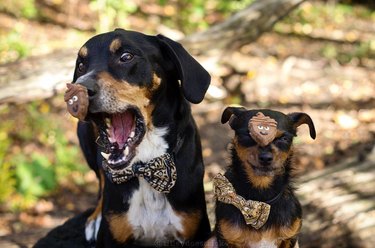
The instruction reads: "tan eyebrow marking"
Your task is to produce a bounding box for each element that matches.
[110,38,122,53]
[78,46,88,57]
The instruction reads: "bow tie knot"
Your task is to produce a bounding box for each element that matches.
[103,153,177,193]
[214,173,271,229]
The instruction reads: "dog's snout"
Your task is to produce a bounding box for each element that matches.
[258,152,273,165]
[76,76,99,100]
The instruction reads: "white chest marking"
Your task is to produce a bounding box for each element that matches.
[127,179,183,245]
[127,127,183,244]
[247,240,278,248]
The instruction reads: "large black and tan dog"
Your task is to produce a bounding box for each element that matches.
[206,107,316,248]
[74,29,211,247]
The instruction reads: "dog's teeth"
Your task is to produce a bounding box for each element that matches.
[101,152,110,160]
[127,138,132,143]
[105,118,111,126]
[130,131,135,138]
[125,146,129,156]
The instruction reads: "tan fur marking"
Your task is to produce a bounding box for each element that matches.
[219,219,275,247]
[220,219,299,248]
[149,73,162,95]
[87,170,105,222]
[106,213,133,243]
[177,211,202,240]
[109,38,122,53]
[78,46,88,57]
[275,130,285,138]
[233,138,273,189]
[278,218,301,240]
[98,72,155,128]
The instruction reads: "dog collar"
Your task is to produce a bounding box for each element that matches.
[213,173,271,229]
[103,153,177,193]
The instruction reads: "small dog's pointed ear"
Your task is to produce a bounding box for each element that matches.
[157,34,210,104]
[288,112,316,139]
[221,106,246,125]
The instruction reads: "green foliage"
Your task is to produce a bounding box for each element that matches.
[14,153,56,202]
[0,29,30,64]
[88,0,255,34]
[282,2,374,27]
[277,2,374,65]
[90,0,139,32]
[0,0,37,19]
[321,40,374,64]
[0,100,87,210]
[157,0,254,33]
[0,129,16,205]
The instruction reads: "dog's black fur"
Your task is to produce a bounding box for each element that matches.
[74,29,211,247]
[206,107,316,248]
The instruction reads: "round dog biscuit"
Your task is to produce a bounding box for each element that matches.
[64,83,89,121]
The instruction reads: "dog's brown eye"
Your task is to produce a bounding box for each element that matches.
[78,62,85,72]
[120,52,134,62]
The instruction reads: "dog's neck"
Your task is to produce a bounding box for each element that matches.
[227,149,293,205]
[151,76,194,154]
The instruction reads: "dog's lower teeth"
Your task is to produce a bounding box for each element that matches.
[125,146,129,156]
[130,131,135,138]
[101,152,110,160]
[105,118,111,126]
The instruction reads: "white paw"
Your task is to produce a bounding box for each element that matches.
[85,213,102,242]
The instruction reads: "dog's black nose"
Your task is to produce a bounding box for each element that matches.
[259,152,273,165]
[76,77,98,101]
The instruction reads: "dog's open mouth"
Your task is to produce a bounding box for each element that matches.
[92,107,146,170]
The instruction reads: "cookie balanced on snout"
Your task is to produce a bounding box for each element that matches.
[206,107,316,248]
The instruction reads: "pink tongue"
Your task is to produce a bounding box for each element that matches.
[111,112,134,148]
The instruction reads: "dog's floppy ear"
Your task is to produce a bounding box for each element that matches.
[157,34,211,104]
[221,106,247,125]
[288,112,316,139]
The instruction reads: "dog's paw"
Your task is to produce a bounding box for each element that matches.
[85,213,102,243]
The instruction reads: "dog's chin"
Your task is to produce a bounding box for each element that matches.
[250,164,278,177]
[90,106,146,171]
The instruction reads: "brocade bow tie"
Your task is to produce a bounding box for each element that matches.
[103,153,177,193]
[214,173,271,229]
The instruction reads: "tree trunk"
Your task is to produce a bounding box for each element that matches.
[181,0,306,55]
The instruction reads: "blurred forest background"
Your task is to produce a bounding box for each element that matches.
[0,0,374,247]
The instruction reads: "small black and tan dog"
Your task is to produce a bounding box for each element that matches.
[73,29,211,247]
[206,106,316,248]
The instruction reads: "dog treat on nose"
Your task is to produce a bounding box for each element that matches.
[64,83,89,121]
[248,112,277,146]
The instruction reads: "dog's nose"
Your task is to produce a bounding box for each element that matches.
[76,77,98,101]
[258,152,273,165]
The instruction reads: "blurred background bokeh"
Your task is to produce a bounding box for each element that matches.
[0,0,374,247]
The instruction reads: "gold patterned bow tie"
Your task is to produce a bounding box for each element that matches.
[214,173,271,229]
[103,153,177,193]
